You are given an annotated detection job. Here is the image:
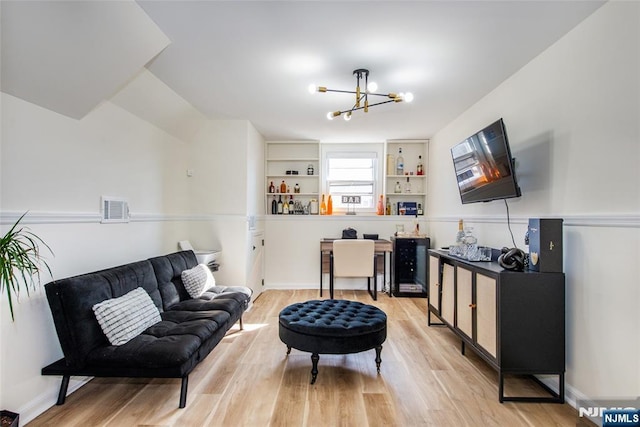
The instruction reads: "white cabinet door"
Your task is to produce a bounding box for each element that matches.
[476,273,497,358]
[247,231,264,302]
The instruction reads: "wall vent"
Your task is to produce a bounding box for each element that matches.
[101,197,129,223]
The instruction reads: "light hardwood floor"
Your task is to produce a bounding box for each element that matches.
[30,290,587,426]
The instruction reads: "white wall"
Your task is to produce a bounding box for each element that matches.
[187,120,264,289]
[0,91,194,421]
[427,1,639,402]
[264,216,426,290]
[247,123,265,219]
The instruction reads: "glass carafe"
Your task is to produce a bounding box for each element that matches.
[462,227,479,260]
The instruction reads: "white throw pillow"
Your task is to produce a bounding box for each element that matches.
[92,287,161,346]
[181,264,215,299]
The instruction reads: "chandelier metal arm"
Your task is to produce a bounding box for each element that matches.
[338,99,396,115]
[322,88,360,95]
[313,68,412,120]
[321,88,397,99]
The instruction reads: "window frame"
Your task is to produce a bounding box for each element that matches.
[321,143,384,214]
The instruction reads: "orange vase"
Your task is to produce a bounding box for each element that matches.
[327,195,333,215]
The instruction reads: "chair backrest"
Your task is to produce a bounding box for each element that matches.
[333,239,375,278]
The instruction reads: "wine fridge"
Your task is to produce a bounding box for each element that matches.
[391,236,430,297]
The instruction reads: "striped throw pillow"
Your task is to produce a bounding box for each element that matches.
[181,264,215,299]
[92,287,161,346]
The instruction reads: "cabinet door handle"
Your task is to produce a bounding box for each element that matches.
[436,283,440,287]
[469,303,477,309]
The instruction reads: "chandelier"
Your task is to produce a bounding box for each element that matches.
[308,69,413,121]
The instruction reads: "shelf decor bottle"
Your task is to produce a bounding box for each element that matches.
[394,181,401,193]
[450,219,465,256]
[386,198,391,215]
[417,155,423,175]
[280,180,287,193]
[269,181,275,193]
[377,195,384,215]
[456,219,465,244]
[320,194,327,215]
[271,196,277,214]
[396,147,404,175]
[327,195,333,215]
[307,164,314,175]
[283,197,289,214]
[387,154,395,176]
[294,183,300,193]
[404,177,411,193]
[277,195,283,214]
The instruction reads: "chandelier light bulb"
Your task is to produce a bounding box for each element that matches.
[308,84,317,94]
[326,112,334,120]
[404,92,414,103]
[367,81,378,93]
[344,112,352,121]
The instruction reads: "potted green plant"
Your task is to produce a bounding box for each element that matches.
[1,213,52,426]
[0,212,52,321]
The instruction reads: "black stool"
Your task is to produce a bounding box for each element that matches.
[278,299,387,384]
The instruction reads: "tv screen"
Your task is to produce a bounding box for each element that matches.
[451,118,521,204]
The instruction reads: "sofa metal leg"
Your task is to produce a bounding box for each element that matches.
[239,316,244,330]
[56,375,70,405]
[179,376,188,408]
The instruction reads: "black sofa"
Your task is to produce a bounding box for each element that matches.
[42,250,251,408]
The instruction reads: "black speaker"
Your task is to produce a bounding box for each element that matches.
[528,218,563,272]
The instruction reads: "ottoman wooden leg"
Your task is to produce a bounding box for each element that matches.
[375,345,383,373]
[310,353,320,384]
[286,346,291,355]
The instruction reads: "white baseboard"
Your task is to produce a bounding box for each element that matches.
[19,376,92,425]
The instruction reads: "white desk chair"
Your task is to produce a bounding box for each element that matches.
[330,239,378,300]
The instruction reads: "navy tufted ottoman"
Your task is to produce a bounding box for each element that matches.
[278,299,387,384]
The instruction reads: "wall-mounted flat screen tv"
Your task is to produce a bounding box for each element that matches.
[451,118,521,204]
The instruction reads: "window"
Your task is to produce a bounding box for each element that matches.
[322,144,383,213]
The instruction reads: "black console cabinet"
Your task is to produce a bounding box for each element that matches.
[391,237,429,297]
[428,249,565,403]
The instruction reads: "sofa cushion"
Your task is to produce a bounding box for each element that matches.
[44,260,162,367]
[149,251,199,310]
[201,285,252,302]
[169,294,241,313]
[93,287,162,346]
[181,264,215,298]
[84,310,229,373]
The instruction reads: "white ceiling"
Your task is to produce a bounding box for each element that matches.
[0,0,170,119]
[2,1,605,142]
